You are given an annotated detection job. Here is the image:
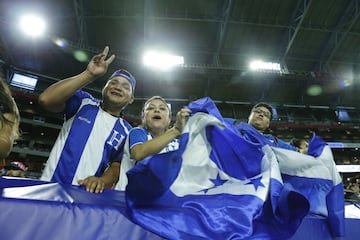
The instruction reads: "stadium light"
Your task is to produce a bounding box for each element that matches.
[143,51,184,71]
[19,14,46,37]
[249,60,281,71]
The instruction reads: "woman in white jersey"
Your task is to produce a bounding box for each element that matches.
[116,96,191,190]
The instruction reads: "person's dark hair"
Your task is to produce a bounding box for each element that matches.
[289,138,302,148]
[251,102,273,120]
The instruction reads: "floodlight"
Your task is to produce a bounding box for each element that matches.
[19,14,46,37]
[10,72,38,91]
[249,60,281,71]
[143,51,184,71]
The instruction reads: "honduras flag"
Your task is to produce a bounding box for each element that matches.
[274,135,345,237]
[125,97,344,239]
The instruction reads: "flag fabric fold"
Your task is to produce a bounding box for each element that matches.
[125,97,344,239]
[273,134,345,236]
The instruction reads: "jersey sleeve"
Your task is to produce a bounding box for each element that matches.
[65,90,96,120]
[129,127,149,149]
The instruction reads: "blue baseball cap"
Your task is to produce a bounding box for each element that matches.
[109,69,136,95]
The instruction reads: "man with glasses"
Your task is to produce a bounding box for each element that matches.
[239,102,301,152]
[39,46,135,193]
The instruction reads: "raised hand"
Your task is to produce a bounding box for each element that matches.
[86,46,116,78]
[174,107,191,133]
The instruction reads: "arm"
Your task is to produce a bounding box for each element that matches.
[77,162,120,193]
[131,127,180,161]
[131,108,191,161]
[38,46,115,113]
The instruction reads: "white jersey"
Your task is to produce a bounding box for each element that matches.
[41,91,132,185]
[115,127,179,191]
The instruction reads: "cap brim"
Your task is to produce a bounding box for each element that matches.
[4,166,24,171]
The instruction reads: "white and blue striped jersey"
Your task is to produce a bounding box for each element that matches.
[40,90,132,185]
[115,127,179,190]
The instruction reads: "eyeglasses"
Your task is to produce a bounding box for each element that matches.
[252,108,272,119]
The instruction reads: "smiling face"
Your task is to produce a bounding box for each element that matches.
[248,106,272,133]
[142,97,171,136]
[101,76,134,116]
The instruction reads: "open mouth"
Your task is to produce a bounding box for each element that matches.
[153,115,162,120]
[110,91,122,97]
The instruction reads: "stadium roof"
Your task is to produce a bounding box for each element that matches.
[1,0,360,112]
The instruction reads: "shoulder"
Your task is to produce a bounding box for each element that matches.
[74,90,95,99]
[128,127,149,148]
[69,91,99,106]
[67,90,99,110]
[119,118,133,131]
[129,127,149,140]
[129,127,148,136]
[235,122,256,132]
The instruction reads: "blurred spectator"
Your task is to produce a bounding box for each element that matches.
[290,138,309,154]
[347,182,360,195]
[245,102,300,151]
[343,174,360,201]
[1,161,27,177]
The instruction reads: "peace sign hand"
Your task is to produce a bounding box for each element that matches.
[86,46,116,79]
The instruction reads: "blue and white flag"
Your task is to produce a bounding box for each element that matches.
[125,97,344,239]
[274,135,345,237]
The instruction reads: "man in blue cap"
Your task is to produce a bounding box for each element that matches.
[39,46,136,193]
